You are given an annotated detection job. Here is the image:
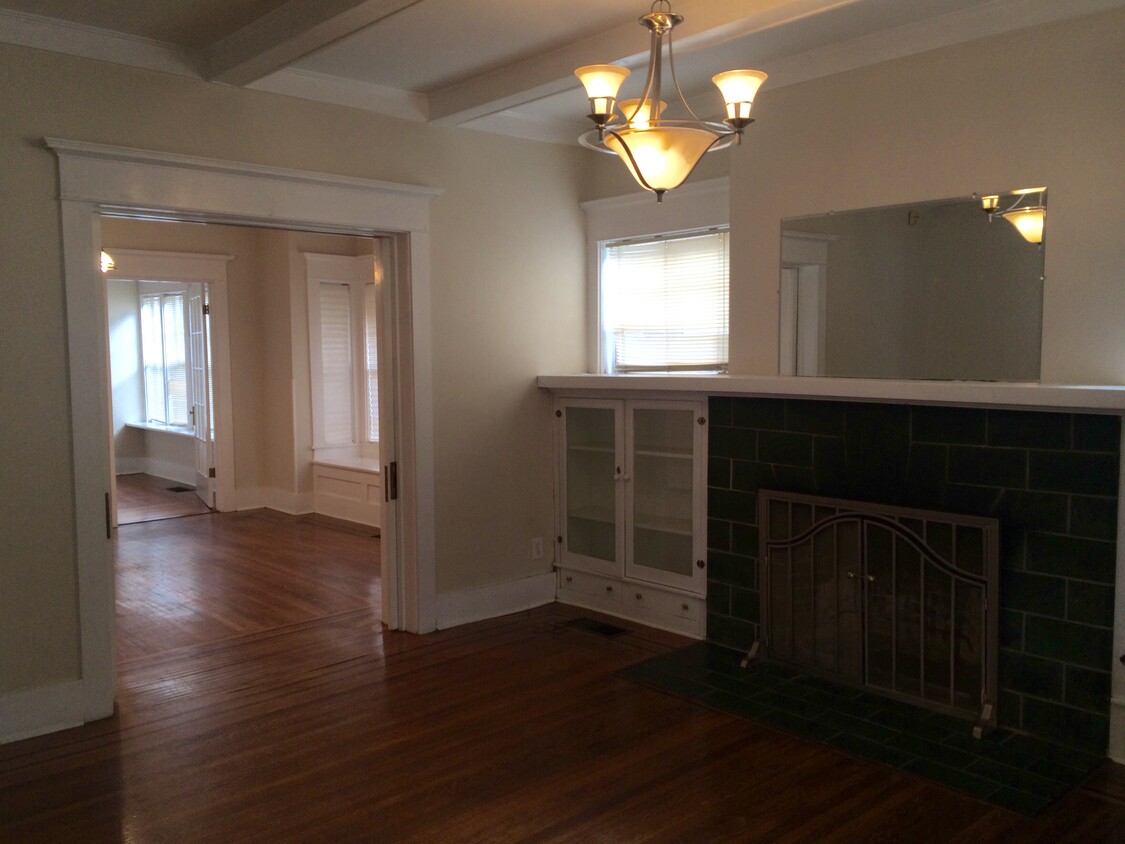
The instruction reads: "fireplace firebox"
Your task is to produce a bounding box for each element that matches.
[758,490,999,735]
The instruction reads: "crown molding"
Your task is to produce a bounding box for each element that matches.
[0,8,199,77]
[247,68,429,122]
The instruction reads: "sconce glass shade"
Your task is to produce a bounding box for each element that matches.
[604,125,721,193]
[100,250,115,272]
[712,69,768,119]
[980,195,1000,213]
[1000,206,1046,244]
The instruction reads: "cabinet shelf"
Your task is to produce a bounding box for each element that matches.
[633,447,693,460]
[567,444,615,455]
[633,515,692,537]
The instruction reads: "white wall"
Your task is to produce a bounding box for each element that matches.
[107,279,145,468]
[725,8,1125,385]
[0,42,587,700]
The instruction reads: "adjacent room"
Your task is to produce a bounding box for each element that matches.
[2,0,1124,839]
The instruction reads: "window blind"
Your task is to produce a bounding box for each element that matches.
[318,282,355,445]
[364,283,379,443]
[602,230,729,372]
[140,295,166,423]
[161,293,188,426]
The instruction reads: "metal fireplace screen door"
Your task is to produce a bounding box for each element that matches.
[757,491,999,735]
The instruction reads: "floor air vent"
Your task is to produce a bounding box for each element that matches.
[565,618,629,638]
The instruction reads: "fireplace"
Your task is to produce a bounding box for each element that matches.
[758,490,999,733]
[706,396,1119,754]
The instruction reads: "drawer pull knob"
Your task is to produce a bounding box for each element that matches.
[682,603,689,611]
[636,593,643,600]
[565,576,572,583]
[696,559,705,569]
[606,586,613,593]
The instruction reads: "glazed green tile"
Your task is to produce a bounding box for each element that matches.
[1021,698,1109,752]
[816,709,897,744]
[730,587,759,624]
[988,411,1071,450]
[1029,451,1118,496]
[731,398,787,430]
[632,668,714,700]
[757,707,839,742]
[998,651,1064,699]
[706,583,731,617]
[708,456,732,489]
[753,688,827,719]
[700,671,753,696]
[730,459,776,492]
[730,523,760,558]
[1000,732,1102,769]
[1067,580,1115,627]
[758,431,814,467]
[1072,414,1121,452]
[706,613,757,652]
[1000,571,1066,619]
[912,406,987,445]
[994,489,1068,533]
[948,446,1027,489]
[1064,665,1111,712]
[709,488,758,524]
[885,734,976,770]
[967,757,1070,800]
[707,550,756,588]
[1000,609,1024,649]
[709,426,757,461]
[707,517,731,551]
[1024,616,1113,670]
[1026,533,1116,584]
[903,758,1001,798]
[785,400,846,436]
[708,396,733,427]
[1070,495,1118,541]
[699,689,774,719]
[986,786,1054,816]
[829,732,915,768]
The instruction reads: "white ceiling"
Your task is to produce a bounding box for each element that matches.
[2,0,1121,143]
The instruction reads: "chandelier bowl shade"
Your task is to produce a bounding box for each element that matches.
[1000,206,1046,244]
[600,124,725,193]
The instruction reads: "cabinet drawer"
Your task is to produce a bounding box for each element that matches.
[559,569,622,604]
[624,587,701,622]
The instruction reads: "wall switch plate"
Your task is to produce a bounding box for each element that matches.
[531,537,544,560]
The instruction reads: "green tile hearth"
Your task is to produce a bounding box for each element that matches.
[619,642,1102,816]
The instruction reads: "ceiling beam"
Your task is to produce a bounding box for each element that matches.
[204,0,423,86]
[426,0,863,125]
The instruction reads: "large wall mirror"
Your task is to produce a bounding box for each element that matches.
[780,190,1046,381]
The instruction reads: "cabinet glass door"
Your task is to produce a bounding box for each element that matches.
[562,403,621,570]
[626,404,701,589]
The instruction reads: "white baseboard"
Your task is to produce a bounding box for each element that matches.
[1108,696,1125,763]
[144,458,196,486]
[0,680,85,744]
[114,457,146,475]
[436,572,557,630]
[234,487,313,515]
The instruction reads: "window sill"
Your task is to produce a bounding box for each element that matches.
[124,421,195,438]
[312,455,381,474]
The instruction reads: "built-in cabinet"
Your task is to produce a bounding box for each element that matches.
[554,397,707,637]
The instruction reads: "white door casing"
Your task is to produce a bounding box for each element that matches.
[49,138,441,726]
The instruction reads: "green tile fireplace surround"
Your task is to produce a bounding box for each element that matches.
[706,397,1120,755]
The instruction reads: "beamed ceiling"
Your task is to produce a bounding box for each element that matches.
[1,0,1121,143]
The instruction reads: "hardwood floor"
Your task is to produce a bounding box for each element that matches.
[116,472,212,525]
[3,510,1125,842]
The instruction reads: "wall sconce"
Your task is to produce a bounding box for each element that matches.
[980,188,1046,244]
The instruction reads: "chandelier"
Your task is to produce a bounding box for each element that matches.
[575,1,767,201]
[980,187,1047,244]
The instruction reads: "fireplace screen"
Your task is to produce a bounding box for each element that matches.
[758,491,998,730]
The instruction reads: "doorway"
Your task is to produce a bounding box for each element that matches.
[52,139,439,726]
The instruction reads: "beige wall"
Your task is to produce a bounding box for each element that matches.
[729,8,1125,384]
[0,43,586,696]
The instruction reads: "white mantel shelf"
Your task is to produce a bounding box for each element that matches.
[537,374,1125,415]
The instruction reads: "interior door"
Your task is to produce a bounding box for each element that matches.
[188,287,214,508]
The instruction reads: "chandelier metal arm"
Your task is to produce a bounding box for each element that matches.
[664,26,703,124]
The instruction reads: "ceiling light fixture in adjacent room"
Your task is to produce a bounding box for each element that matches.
[575,1,767,201]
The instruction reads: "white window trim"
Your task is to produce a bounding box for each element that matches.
[580,177,730,374]
[305,252,377,459]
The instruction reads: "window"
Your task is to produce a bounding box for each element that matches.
[582,177,730,374]
[306,253,380,457]
[139,291,190,425]
[601,229,729,373]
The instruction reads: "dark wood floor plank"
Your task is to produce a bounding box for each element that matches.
[4,509,1125,841]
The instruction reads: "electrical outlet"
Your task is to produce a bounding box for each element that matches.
[531,537,544,560]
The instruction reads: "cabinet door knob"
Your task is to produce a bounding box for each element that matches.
[696,559,706,569]
[605,585,613,593]
[682,603,690,611]
[565,576,572,583]
[635,593,643,600]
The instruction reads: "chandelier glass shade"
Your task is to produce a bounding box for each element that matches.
[576,1,766,200]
